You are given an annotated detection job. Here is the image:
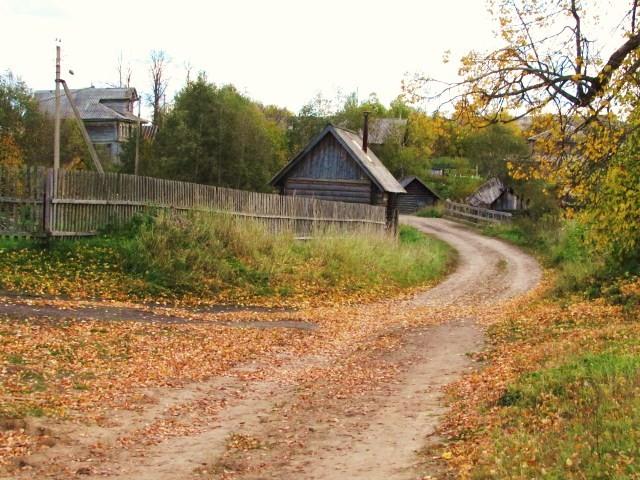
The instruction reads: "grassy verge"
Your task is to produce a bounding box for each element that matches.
[481,217,639,301]
[433,213,640,478]
[442,280,640,479]
[415,204,444,218]
[0,212,453,305]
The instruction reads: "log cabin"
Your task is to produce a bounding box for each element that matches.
[397,176,441,213]
[270,117,406,228]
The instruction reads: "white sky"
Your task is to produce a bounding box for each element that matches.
[1,0,502,114]
[2,0,631,116]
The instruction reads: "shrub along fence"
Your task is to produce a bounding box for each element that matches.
[443,199,512,224]
[0,167,389,238]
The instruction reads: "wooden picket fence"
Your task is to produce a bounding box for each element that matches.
[0,166,46,237]
[0,167,389,238]
[443,199,512,224]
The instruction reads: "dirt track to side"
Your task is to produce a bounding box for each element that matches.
[5,217,541,480]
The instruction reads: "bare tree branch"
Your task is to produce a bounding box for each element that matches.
[148,50,169,127]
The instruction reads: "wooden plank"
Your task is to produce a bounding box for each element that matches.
[444,199,512,223]
[0,197,44,204]
[1,168,389,238]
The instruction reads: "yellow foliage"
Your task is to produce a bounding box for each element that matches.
[0,135,24,168]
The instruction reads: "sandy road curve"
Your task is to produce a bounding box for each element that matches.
[403,216,541,306]
[8,217,541,480]
[285,217,542,480]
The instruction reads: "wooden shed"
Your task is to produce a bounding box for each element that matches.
[397,176,441,213]
[270,123,406,226]
[466,177,526,211]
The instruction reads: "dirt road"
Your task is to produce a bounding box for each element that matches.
[292,217,541,480]
[6,217,540,479]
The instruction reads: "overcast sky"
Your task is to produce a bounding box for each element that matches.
[2,0,629,115]
[1,0,506,113]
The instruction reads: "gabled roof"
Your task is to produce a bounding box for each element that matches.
[466,177,506,206]
[34,87,146,123]
[271,124,406,194]
[398,176,441,199]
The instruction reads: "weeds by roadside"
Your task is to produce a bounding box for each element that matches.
[0,212,453,306]
[482,218,639,306]
[415,205,444,218]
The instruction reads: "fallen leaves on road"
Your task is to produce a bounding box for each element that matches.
[438,275,640,479]
[0,291,464,474]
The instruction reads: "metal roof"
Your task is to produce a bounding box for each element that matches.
[271,124,406,194]
[34,87,145,123]
[398,176,441,198]
[466,177,505,207]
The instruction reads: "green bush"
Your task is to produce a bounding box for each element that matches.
[426,174,483,201]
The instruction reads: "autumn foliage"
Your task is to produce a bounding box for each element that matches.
[440,277,640,479]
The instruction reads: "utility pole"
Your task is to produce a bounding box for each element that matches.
[59,79,104,174]
[135,96,141,175]
[54,42,61,170]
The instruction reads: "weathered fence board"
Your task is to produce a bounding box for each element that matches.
[0,166,46,236]
[0,168,389,238]
[443,199,512,224]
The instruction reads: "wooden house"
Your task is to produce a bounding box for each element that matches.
[397,176,441,213]
[466,177,526,211]
[34,87,145,160]
[270,121,406,226]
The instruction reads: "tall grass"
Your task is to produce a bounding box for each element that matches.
[0,212,452,304]
[118,212,452,301]
[482,217,604,296]
[415,204,444,218]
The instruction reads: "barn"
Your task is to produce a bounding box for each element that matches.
[397,176,441,213]
[466,177,527,211]
[270,121,406,225]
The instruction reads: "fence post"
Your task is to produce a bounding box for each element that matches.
[42,169,54,237]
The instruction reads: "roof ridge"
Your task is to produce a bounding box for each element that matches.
[329,123,360,136]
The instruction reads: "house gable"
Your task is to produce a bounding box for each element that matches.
[271,125,405,194]
[397,176,440,213]
[399,176,441,199]
[288,134,367,181]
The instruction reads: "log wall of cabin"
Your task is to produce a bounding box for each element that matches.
[397,180,438,213]
[283,134,374,204]
[85,121,128,160]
